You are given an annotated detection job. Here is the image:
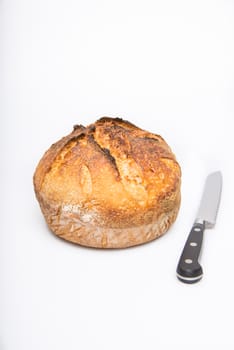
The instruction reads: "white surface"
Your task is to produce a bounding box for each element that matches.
[1,1,234,349]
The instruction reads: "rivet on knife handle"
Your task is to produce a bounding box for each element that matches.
[176,223,204,283]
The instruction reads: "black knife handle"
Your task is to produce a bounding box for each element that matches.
[176,222,205,283]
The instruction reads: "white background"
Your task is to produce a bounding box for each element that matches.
[1,0,234,349]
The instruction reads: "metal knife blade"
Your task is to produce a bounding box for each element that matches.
[195,171,222,228]
[176,171,222,283]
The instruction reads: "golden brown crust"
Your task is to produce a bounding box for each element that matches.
[33,117,181,248]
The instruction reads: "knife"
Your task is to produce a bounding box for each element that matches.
[176,171,222,283]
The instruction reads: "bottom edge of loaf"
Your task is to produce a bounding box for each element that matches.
[47,207,179,249]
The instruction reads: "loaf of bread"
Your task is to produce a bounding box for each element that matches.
[33,117,181,248]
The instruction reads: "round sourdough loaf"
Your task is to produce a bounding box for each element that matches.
[33,117,181,248]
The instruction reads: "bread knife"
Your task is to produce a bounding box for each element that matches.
[176,171,222,283]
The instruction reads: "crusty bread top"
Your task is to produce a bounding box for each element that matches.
[33,117,181,228]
